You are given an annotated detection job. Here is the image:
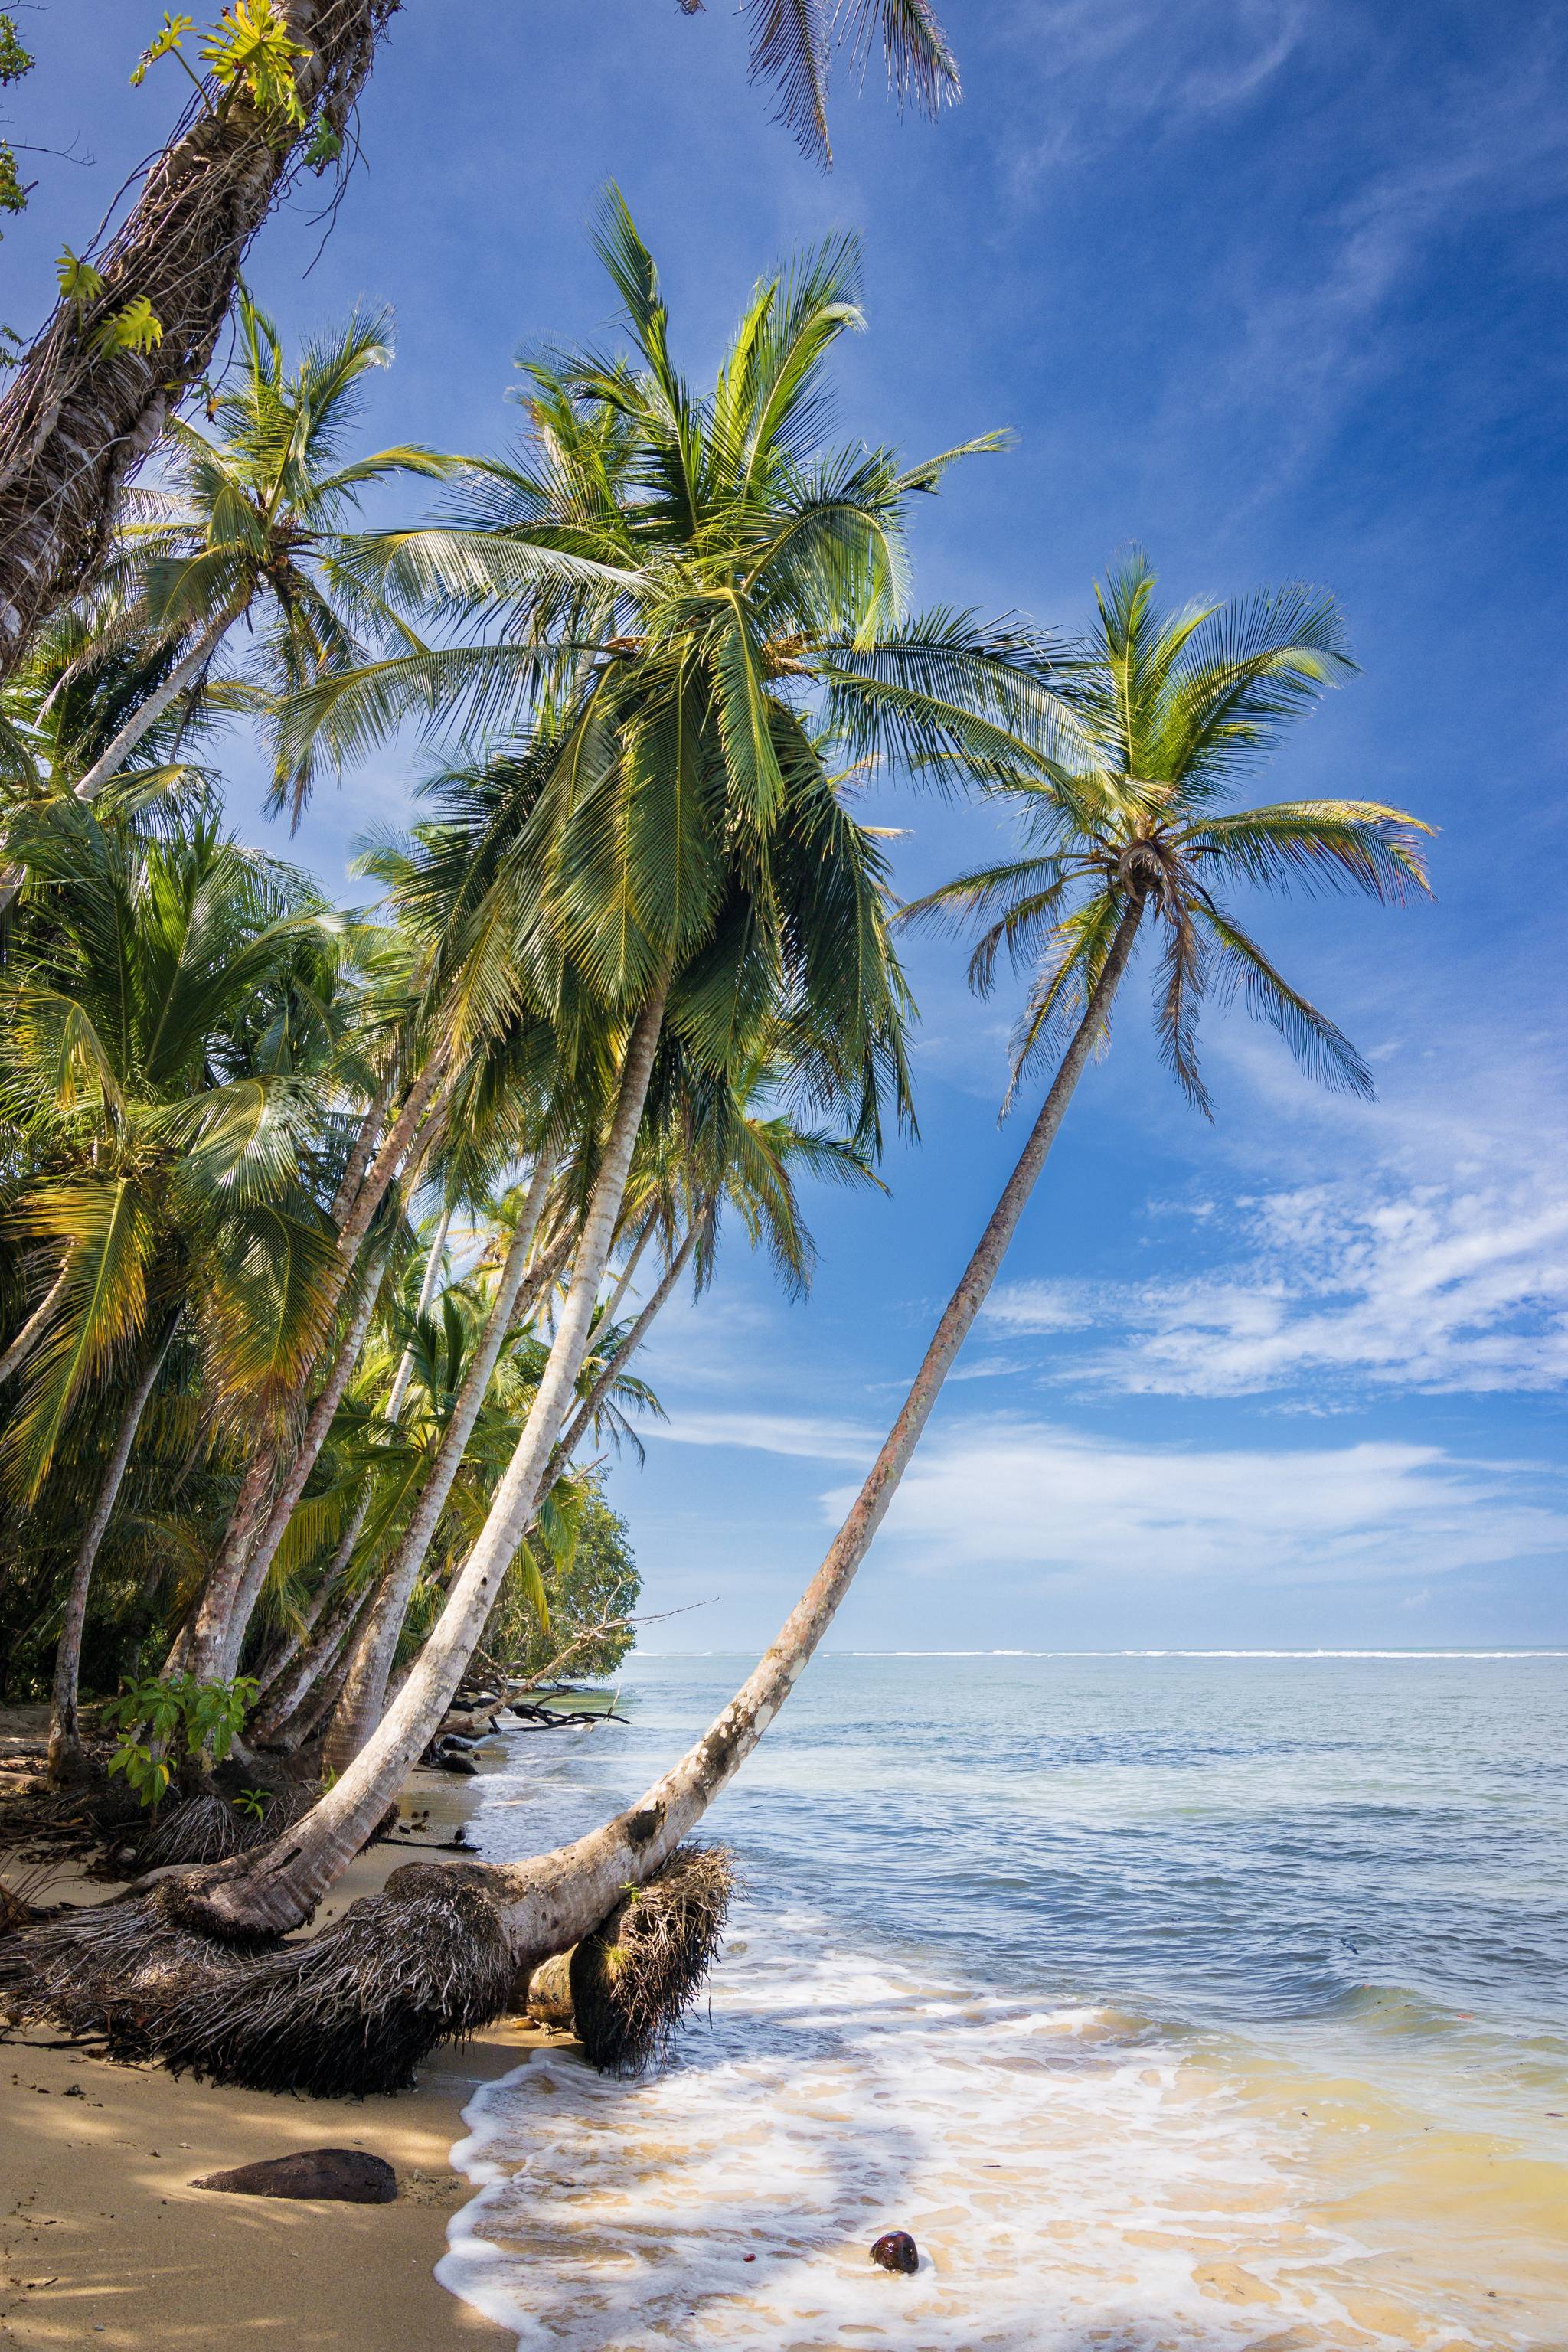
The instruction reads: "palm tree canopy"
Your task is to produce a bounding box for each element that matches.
[281,194,1075,1154]
[109,295,457,824]
[0,807,355,1492]
[726,0,960,165]
[903,552,1435,1116]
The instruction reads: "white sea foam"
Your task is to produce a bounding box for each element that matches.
[439,1908,1442,2352]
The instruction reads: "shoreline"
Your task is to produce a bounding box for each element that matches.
[1,1753,528,2351]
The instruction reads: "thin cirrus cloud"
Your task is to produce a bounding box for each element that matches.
[825,1421,1568,1587]
[982,1176,1568,1397]
[648,1410,1566,1588]
[997,0,1308,172]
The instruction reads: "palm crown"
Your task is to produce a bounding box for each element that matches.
[299,191,1068,1141]
[907,554,1434,1115]
[111,295,453,822]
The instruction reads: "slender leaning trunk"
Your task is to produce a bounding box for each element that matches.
[225,1193,450,1678]
[554,1223,696,1465]
[472,903,1146,1966]
[0,1,397,678]
[72,603,243,800]
[322,1159,556,1776]
[47,1319,178,1786]
[247,1566,368,1746]
[0,1265,70,1387]
[189,1256,387,1683]
[191,993,668,1933]
[185,1049,446,1681]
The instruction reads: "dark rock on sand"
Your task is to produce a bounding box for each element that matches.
[194,2149,398,2203]
[870,2230,920,2273]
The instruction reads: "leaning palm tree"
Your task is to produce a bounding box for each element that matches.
[158,191,1066,1939]
[0,556,1436,2084]
[421,553,1434,1982]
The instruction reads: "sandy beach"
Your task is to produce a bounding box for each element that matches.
[1,1740,523,2352]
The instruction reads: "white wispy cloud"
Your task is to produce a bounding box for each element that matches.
[999,0,1308,172]
[986,1161,1568,1399]
[824,1419,1567,1586]
[651,1409,874,1465]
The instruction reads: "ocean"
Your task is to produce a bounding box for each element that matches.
[436,1652,1568,2350]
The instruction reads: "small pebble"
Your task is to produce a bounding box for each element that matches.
[870,2230,920,2274]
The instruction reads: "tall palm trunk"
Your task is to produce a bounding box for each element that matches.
[188,1252,386,1681]
[554,1223,696,1465]
[475,902,1145,1964]
[0,1,397,680]
[245,1204,452,1696]
[190,990,668,1934]
[322,1158,556,1776]
[47,1316,178,1786]
[248,1565,368,1747]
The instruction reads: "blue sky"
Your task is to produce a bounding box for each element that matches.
[8,2,1566,1648]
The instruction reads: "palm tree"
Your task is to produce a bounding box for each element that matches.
[320,1026,880,1773]
[178,194,1061,1936]
[419,554,1436,1976]
[0,802,346,1780]
[0,0,959,680]
[73,294,454,819]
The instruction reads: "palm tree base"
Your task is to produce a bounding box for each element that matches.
[0,1870,514,2097]
[0,1841,734,2094]
[566,1843,735,2076]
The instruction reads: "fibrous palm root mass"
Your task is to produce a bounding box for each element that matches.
[569,1844,737,2076]
[0,1873,514,2095]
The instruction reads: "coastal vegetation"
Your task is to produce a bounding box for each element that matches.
[0,21,1432,2100]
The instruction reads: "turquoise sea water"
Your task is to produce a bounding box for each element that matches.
[439,1653,1568,2350]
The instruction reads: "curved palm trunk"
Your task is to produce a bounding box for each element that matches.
[191,990,668,1933]
[322,1158,556,1777]
[0,1,397,680]
[474,901,1145,1965]
[247,1563,368,1746]
[47,1318,178,1786]
[0,1264,70,1387]
[554,1223,696,1466]
[246,1204,454,1710]
[189,1252,386,1682]
[331,1070,394,1227]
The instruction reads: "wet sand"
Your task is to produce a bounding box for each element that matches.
[1,1755,528,2351]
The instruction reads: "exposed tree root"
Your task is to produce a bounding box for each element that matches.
[0,1873,515,2095]
[569,1844,735,2076]
[132,1787,306,1871]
